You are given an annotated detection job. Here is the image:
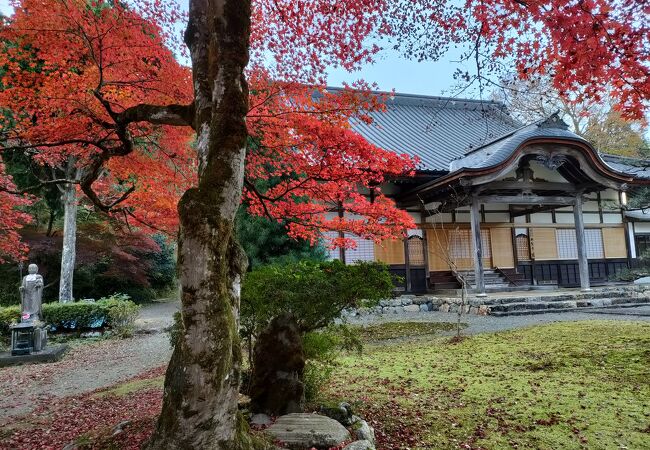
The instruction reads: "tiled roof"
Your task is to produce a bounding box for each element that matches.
[334,88,650,180]
[342,90,520,172]
[601,154,650,180]
[449,114,590,171]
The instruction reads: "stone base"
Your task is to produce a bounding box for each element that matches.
[0,344,68,368]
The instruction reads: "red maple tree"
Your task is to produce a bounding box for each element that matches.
[0,0,417,261]
[0,0,647,447]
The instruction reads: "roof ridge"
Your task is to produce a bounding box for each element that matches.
[325,86,507,107]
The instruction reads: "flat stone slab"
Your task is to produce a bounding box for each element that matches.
[0,344,68,367]
[266,413,350,449]
[344,440,375,450]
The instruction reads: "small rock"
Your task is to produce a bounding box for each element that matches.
[344,440,375,450]
[419,304,430,312]
[403,304,420,313]
[110,420,130,436]
[353,419,375,443]
[266,413,350,449]
[319,402,354,426]
[80,331,102,338]
[250,413,272,427]
[439,303,450,313]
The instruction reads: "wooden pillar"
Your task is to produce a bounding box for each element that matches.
[470,196,486,296]
[573,194,591,291]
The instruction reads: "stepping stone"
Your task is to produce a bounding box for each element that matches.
[266,413,350,449]
[344,441,375,450]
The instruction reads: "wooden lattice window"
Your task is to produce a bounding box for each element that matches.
[345,233,375,264]
[516,233,531,261]
[556,229,604,260]
[449,229,491,259]
[450,230,471,259]
[407,235,425,265]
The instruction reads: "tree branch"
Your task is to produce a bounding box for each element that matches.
[118,102,196,129]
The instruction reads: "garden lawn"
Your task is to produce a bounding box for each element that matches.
[324,321,650,450]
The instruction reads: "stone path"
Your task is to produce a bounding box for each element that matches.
[0,302,175,423]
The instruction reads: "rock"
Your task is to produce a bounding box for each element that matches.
[379,299,390,307]
[634,276,650,284]
[401,297,413,306]
[319,402,354,426]
[266,413,350,449]
[353,419,375,443]
[403,304,420,313]
[250,413,273,427]
[389,299,402,307]
[81,331,102,338]
[344,440,375,450]
[439,303,450,313]
[478,305,489,315]
[419,304,430,312]
[111,420,131,436]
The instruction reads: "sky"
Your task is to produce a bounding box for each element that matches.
[0,0,467,98]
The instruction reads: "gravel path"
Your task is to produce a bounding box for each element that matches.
[347,307,650,334]
[2,300,647,424]
[0,328,171,424]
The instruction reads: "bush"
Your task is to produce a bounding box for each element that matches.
[241,260,393,338]
[0,294,140,336]
[302,326,362,402]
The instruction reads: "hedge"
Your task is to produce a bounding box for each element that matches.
[0,294,140,336]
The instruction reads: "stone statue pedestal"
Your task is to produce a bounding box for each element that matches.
[9,322,48,356]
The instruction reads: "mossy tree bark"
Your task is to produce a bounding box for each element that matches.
[147,0,252,448]
[249,313,306,416]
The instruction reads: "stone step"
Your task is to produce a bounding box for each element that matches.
[489,302,649,317]
[488,297,650,315]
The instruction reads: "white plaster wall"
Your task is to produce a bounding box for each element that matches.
[634,223,650,233]
[530,212,553,224]
[529,161,567,182]
[584,213,601,224]
[485,212,510,222]
[426,213,453,223]
[600,189,620,202]
[408,211,422,223]
[514,215,527,224]
[603,213,623,224]
[555,213,574,224]
[456,212,470,223]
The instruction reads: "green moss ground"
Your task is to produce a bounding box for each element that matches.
[324,321,650,449]
[353,321,464,342]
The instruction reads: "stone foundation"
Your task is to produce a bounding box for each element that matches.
[342,285,650,318]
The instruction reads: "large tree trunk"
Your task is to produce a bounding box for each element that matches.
[58,180,77,303]
[249,314,306,416]
[147,1,254,448]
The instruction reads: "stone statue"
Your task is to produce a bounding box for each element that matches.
[19,264,44,322]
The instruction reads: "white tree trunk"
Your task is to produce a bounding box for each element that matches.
[58,182,77,303]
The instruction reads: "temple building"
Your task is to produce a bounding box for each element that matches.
[328,91,650,294]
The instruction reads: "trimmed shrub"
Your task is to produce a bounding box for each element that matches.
[0,294,140,336]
